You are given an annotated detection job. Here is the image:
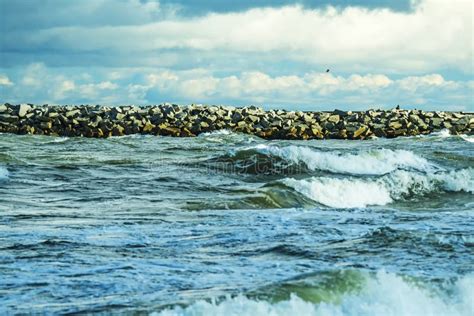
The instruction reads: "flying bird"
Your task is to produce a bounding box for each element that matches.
[326,69,330,73]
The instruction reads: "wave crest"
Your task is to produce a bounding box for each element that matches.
[253,145,436,175]
[154,271,473,316]
[282,168,474,208]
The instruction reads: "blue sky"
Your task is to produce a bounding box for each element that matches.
[0,0,472,110]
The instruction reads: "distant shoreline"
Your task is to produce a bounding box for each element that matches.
[0,103,472,140]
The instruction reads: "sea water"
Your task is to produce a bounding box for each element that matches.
[0,131,472,315]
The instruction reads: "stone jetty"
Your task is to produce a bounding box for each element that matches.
[0,103,472,140]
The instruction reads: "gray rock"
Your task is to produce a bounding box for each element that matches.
[115,113,126,120]
[0,103,471,140]
[232,112,243,122]
[327,115,340,124]
[388,120,403,130]
[18,104,32,117]
[0,114,19,123]
[247,115,259,123]
[430,118,443,128]
[66,109,81,118]
[48,111,59,118]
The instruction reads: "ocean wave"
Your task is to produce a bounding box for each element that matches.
[283,177,391,208]
[417,129,474,143]
[207,149,304,176]
[431,233,474,248]
[0,166,9,180]
[199,129,233,136]
[428,129,452,138]
[359,226,474,250]
[53,137,69,143]
[252,145,436,175]
[154,271,473,316]
[460,135,474,143]
[198,129,259,145]
[282,168,474,208]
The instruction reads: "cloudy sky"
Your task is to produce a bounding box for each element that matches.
[0,0,472,110]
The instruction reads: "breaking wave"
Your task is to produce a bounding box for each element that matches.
[282,168,474,208]
[417,129,474,143]
[460,135,474,143]
[199,129,233,136]
[155,271,473,316]
[251,145,437,175]
[428,129,452,138]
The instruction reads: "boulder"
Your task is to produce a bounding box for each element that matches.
[112,125,125,136]
[388,120,403,130]
[327,114,340,124]
[66,109,81,118]
[430,118,443,128]
[353,126,368,138]
[18,104,31,117]
[0,114,19,123]
[0,103,471,139]
[143,122,155,133]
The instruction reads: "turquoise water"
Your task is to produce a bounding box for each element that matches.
[0,131,473,315]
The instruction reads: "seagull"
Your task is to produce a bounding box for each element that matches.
[326,69,330,73]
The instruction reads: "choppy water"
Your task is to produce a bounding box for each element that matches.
[0,130,473,315]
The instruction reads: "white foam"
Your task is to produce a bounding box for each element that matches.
[200,129,233,137]
[153,271,473,316]
[0,166,9,180]
[282,168,474,208]
[283,177,392,208]
[429,129,452,138]
[460,135,474,143]
[430,168,474,193]
[419,129,474,143]
[53,137,69,143]
[434,234,474,247]
[254,145,436,175]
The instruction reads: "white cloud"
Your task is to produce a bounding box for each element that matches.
[396,74,458,92]
[77,81,118,99]
[1,1,470,111]
[0,75,13,86]
[1,63,472,111]
[125,68,473,109]
[23,0,472,74]
[53,80,76,100]
[21,63,47,87]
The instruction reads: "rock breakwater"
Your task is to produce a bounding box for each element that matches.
[0,103,472,139]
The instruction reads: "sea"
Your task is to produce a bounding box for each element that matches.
[0,130,473,315]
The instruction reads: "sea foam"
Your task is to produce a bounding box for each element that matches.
[254,145,436,175]
[154,271,473,316]
[0,166,9,180]
[282,168,474,208]
[283,177,392,208]
[461,135,474,143]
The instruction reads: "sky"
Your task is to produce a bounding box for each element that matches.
[0,0,473,110]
